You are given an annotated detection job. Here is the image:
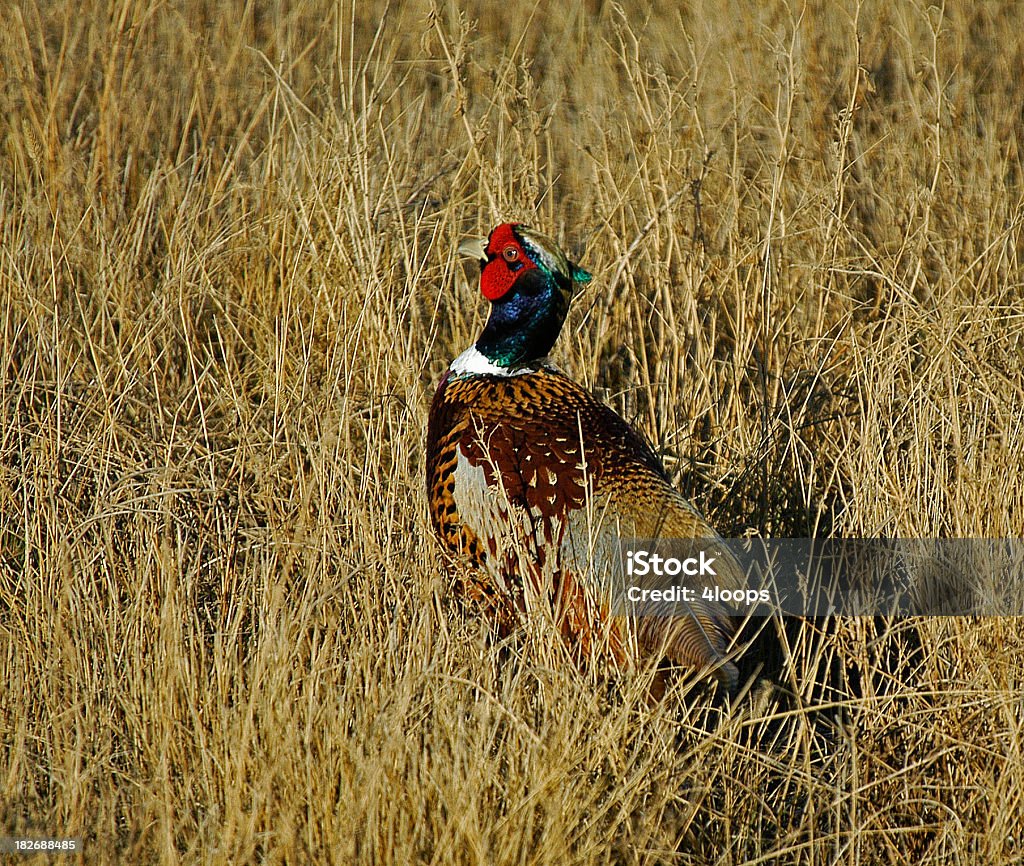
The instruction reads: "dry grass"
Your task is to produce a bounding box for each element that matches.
[2,0,1024,862]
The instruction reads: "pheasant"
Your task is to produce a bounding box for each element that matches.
[426,223,745,689]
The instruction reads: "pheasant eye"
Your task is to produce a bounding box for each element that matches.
[502,246,520,262]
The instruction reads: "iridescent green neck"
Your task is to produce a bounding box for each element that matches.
[475,268,570,369]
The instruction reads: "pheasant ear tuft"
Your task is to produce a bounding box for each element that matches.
[570,263,593,284]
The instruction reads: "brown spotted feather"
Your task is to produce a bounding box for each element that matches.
[427,365,744,687]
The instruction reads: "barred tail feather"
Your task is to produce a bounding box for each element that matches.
[637,610,739,693]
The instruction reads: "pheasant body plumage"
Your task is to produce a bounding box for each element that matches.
[427,223,744,688]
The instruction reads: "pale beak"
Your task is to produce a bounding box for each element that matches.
[457,236,488,262]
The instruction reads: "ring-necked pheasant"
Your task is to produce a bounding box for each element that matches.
[426,223,745,689]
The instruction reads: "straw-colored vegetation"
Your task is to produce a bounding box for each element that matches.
[2,0,1023,862]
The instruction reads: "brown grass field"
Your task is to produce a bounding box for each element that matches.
[3,0,1024,862]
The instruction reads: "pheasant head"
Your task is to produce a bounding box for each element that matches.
[457,223,592,373]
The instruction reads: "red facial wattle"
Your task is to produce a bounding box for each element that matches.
[480,223,537,301]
